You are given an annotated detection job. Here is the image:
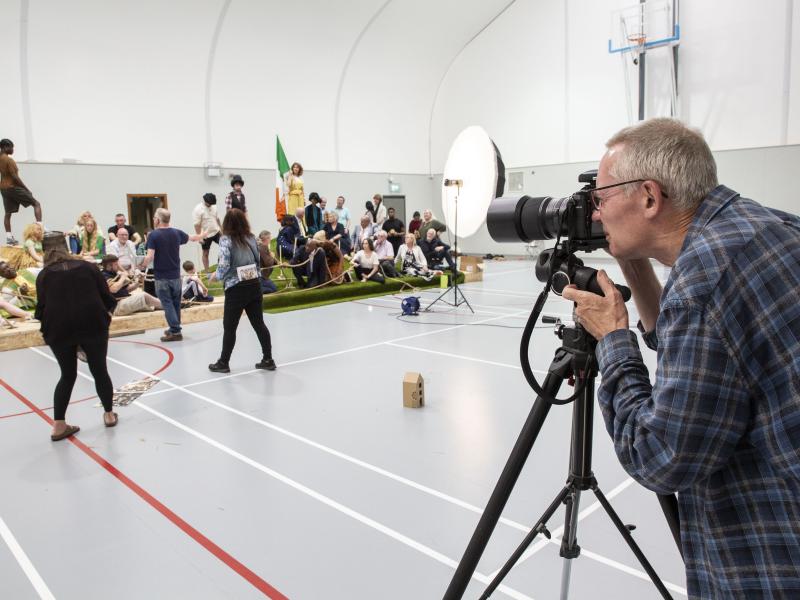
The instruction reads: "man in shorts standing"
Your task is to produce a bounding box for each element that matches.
[193,193,221,272]
[1,139,42,246]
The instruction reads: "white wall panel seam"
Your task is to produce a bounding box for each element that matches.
[19,0,34,159]
[782,0,795,145]
[333,0,394,172]
[205,0,233,165]
[426,0,518,176]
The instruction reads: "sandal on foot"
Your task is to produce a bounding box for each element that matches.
[51,424,80,441]
[104,412,119,428]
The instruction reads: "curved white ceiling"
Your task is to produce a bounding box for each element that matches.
[2,0,513,173]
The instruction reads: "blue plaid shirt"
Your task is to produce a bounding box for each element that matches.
[596,185,800,598]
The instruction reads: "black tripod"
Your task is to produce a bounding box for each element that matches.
[443,322,675,600]
[426,181,473,313]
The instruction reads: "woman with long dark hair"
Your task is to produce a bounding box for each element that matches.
[209,209,275,373]
[35,231,118,441]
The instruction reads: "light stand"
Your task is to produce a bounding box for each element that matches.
[425,181,473,313]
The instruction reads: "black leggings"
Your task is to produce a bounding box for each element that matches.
[354,265,385,283]
[50,337,114,420]
[220,280,272,363]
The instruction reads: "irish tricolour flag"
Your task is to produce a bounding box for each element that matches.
[275,136,290,223]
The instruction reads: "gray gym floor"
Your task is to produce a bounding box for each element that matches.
[0,260,686,599]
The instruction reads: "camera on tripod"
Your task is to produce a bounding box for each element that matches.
[487,170,631,301]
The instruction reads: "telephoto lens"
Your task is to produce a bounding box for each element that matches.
[486,195,570,243]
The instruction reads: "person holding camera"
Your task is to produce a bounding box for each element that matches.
[562,118,800,598]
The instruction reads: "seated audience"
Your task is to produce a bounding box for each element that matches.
[418,209,447,240]
[0,260,35,320]
[323,211,351,254]
[350,215,376,253]
[332,195,351,233]
[107,213,142,245]
[68,210,93,254]
[277,214,305,261]
[136,230,150,256]
[372,194,388,227]
[312,231,348,285]
[293,207,308,237]
[107,226,138,273]
[22,222,44,268]
[382,207,405,254]
[373,230,399,278]
[257,230,278,294]
[0,260,38,308]
[305,192,324,235]
[396,233,437,281]
[181,261,214,302]
[291,238,327,289]
[100,255,162,315]
[364,200,376,223]
[80,217,105,259]
[408,210,423,238]
[352,238,385,283]
[419,227,456,272]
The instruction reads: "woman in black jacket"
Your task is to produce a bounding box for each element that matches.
[35,231,119,441]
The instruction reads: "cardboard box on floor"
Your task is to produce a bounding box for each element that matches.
[458,255,484,283]
[403,372,425,408]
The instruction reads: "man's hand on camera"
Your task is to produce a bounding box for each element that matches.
[561,270,629,340]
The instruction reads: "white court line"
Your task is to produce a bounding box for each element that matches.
[28,348,531,600]
[363,294,524,316]
[29,345,682,593]
[141,307,530,398]
[0,513,56,600]
[485,477,686,596]
[487,478,635,579]
[386,342,524,371]
[482,267,532,278]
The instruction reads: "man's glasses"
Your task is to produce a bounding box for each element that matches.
[589,179,645,209]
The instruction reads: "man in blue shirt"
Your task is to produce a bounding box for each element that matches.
[140,208,206,341]
[563,118,800,598]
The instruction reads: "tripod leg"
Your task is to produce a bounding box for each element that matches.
[558,489,582,600]
[478,485,572,600]
[443,373,564,600]
[592,484,674,600]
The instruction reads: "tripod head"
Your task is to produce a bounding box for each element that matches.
[521,242,631,406]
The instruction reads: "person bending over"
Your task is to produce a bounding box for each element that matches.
[36,231,118,441]
[562,117,800,598]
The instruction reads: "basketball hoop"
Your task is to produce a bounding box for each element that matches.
[627,33,647,48]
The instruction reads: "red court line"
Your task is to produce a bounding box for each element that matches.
[0,378,288,600]
[0,340,174,420]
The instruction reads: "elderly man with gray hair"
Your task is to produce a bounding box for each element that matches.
[140,208,207,342]
[562,117,800,597]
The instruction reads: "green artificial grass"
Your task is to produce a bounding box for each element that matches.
[200,241,464,313]
[201,263,463,314]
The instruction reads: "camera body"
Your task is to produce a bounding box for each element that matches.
[486,170,606,253]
